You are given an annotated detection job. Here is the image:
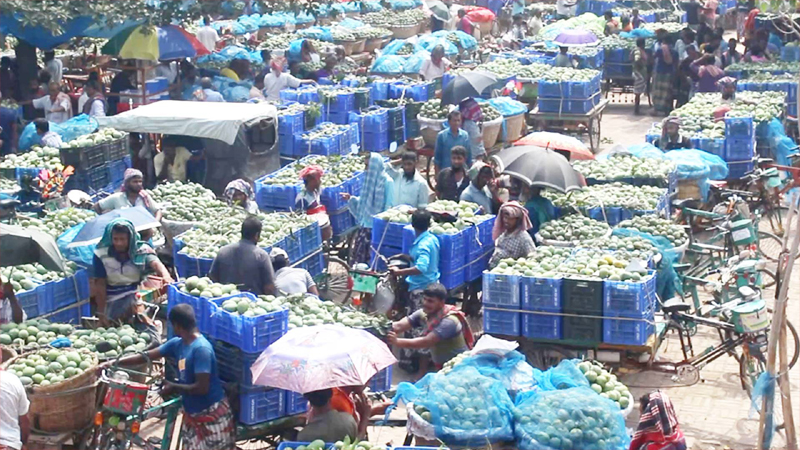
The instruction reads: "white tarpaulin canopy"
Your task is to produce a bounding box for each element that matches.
[95,100,278,145]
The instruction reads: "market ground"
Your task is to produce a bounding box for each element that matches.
[133,102,800,450]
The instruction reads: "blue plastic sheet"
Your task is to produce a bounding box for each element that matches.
[430,30,478,51]
[403,51,430,74]
[371,55,407,73]
[297,27,334,42]
[612,228,682,300]
[18,114,98,151]
[663,148,729,201]
[620,28,655,39]
[382,38,425,56]
[57,223,96,268]
[488,98,528,117]
[338,18,366,28]
[541,359,590,390]
[0,15,93,50]
[750,372,777,449]
[457,350,541,395]
[417,35,459,56]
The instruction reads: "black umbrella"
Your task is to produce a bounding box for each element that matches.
[441,70,500,105]
[491,145,585,193]
[0,225,66,271]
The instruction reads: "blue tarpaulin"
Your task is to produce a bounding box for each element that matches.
[0,15,94,50]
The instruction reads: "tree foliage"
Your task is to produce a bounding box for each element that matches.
[0,0,221,35]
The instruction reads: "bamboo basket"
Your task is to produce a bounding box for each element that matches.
[6,351,98,432]
[0,346,17,368]
[418,116,447,148]
[481,116,504,149]
[676,179,702,200]
[352,39,366,54]
[504,113,526,142]
[390,24,418,39]
[334,40,358,56]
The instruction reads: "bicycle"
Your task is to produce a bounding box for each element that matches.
[654,287,799,398]
[85,346,181,450]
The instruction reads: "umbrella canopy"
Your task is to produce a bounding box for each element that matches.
[250,325,397,394]
[515,132,594,160]
[102,24,210,61]
[491,146,585,193]
[429,1,451,21]
[552,29,599,47]
[66,206,160,248]
[441,70,500,105]
[0,225,65,271]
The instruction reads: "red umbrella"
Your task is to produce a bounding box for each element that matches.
[514,132,595,160]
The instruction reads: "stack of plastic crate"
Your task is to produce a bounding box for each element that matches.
[724,115,755,179]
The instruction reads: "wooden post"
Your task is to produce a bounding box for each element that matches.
[758,193,799,449]
[779,323,797,449]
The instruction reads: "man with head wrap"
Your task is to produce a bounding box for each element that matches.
[296,165,332,241]
[419,45,451,81]
[489,201,536,268]
[96,168,162,221]
[460,161,497,214]
[262,58,316,102]
[224,179,259,214]
[654,117,692,151]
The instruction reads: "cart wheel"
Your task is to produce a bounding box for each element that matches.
[588,117,601,152]
[425,152,435,191]
[520,342,573,370]
[318,256,353,304]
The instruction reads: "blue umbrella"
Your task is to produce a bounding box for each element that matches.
[66,206,160,248]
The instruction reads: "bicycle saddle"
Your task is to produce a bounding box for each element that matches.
[662,298,692,314]
[671,198,698,209]
[0,199,20,209]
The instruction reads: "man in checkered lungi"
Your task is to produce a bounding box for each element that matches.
[109,304,234,450]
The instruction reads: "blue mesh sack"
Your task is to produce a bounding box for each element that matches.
[457,350,542,395]
[612,228,682,300]
[417,35,459,56]
[514,387,631,450]
[541,359,590,391]
[390,365,515,446]
[403,51,430,74]
[297,27,333,42]
[371,55,407,73]
[339,18,366,28]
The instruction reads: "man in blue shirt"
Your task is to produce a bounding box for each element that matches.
[390,210,440,296]
[108,304,234,450]
[434,110,471,174]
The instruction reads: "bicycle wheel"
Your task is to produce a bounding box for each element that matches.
[757,268,777,290]
[755,230,783,262]
[317,256,352,304]
[759,204,789,237]
[739,342,766,398]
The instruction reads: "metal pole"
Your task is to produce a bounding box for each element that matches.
[758,193,799,449]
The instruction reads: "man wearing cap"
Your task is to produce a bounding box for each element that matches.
[270,248,319,296]
[262,59,316,102]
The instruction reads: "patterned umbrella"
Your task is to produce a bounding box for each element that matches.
[250,325,397,394]
[102,24,210,61]
[514,131,594,160]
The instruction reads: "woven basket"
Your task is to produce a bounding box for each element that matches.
[677,179,701,200]
[364,38,381,53]
[418,116,447,148]
[352,39,366,54]
[504,113,526,142]
[390,24,418,39]
[481,116,504,149]
[0,346,17,368]
[335,39,358,56]
[7,351,98,432]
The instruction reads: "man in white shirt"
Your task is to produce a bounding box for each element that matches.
[154,137,193,183]
[527,10,543,36]
[81,81,106,117]
[31,82,72,124]
[43,50,63,84]
[555,0,577,18]
[195,17,220,53]
[419,45,450,81]
[262,60,315,102]
[387,152,430,209]
[153,61,178,84]
[34,119,63,148]
[197,77,225,102]
[0,284,29,450]
[270,248,319,295]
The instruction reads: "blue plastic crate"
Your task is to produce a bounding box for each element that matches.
[482,272,520,308]
[239,385,286,425]
[440,269,465,290]
[725,138,755,162]
[696,137,725,158]
[297,88,320,104]
[279,133,297,157]
[254,176,301,211]
[604,63,632,78]
[781,46,800,62]
[602,272,657,317]
[283,229,303,262]
[349,108,389,133]
[727,160,755,179]
[371,80,390,101]
[174,249,214,278]
[564,80,597,99]
[320,91,354,113]
[295,131,343,156]
[49,270,90,312]
[319,180,348,212]
[606,48,627,63]
[521,312,562,340]
[18,287,42,318]
[166,284,214,332]
[363,131,389,152]
[520,276,562,311]
[47,302,90,325]
[603,310,655,346]
[725,116,755,140]
[438,232,467,273]
[367,366,392,392]
[483,308,520,336]
[371,216,406,249]
[299,222,322,257]
[107,156,131,185]
[280,89,299,103]
[537,80,563,98]
[208,293,290,353]
[465,248,492,282]
[302,251,325,278]
[565,96,599,114]
[329,208,356,236]
[213,340,260,386]
[284,391,309,416]
[585,206,621,225]
[278,109,305,135]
